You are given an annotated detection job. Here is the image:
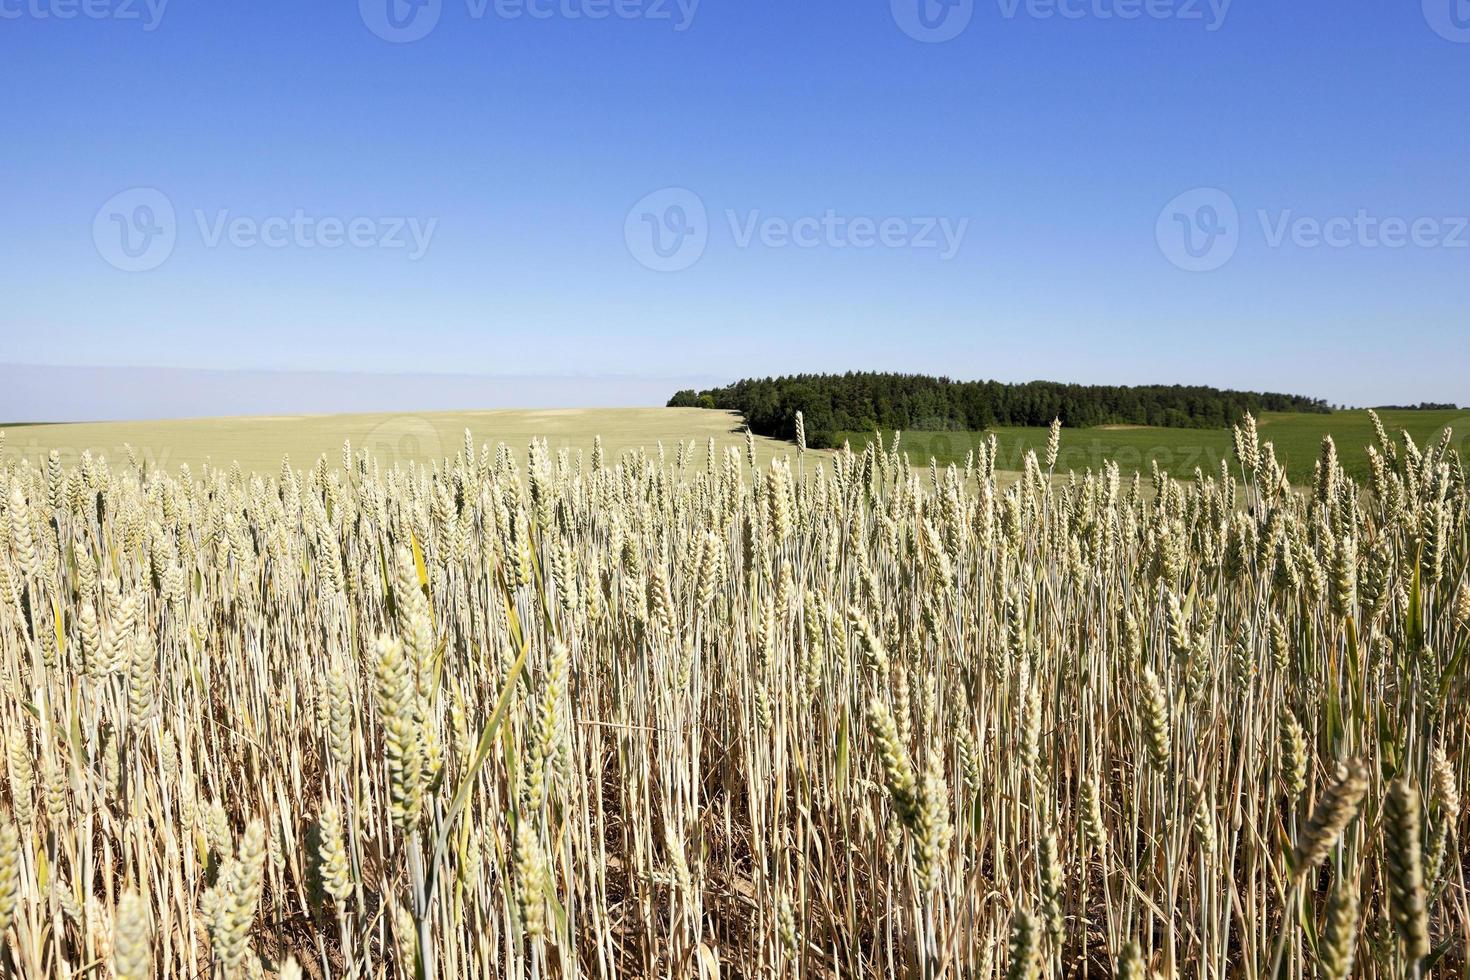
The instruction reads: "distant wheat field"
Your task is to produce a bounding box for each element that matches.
[0,407,794,474]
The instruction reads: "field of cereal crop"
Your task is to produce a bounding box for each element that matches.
[0,412,1466,977]
[0,407,791,476]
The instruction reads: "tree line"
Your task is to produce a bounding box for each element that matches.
[1372,402,1459,411]
[668,372,1331,447]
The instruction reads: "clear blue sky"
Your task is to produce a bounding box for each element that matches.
[3,0,1467,414]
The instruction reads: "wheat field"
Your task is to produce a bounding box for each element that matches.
[0,413,1466,978]
[0,408,793,476]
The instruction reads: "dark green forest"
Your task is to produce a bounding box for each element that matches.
[669,373,1331,447]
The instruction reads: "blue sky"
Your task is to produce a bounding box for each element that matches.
[2,0,1468,417]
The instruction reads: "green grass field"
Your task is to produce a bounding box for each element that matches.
[0,407,794,475]
[841,409,1469,483]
